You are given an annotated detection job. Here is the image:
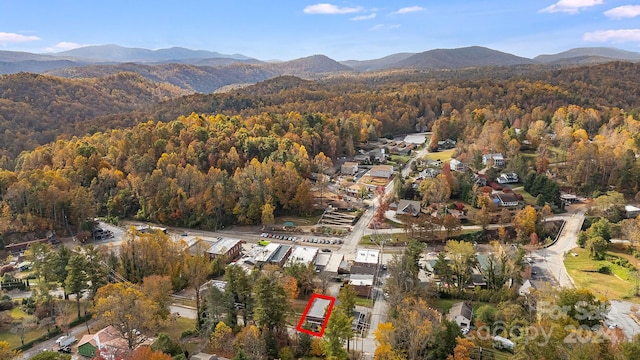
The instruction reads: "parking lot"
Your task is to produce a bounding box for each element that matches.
[260,232,343,246]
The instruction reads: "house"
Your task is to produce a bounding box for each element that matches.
[494,192,519,207]
[77,325,129,358]
[626,205,640,219]
[206,238,243,263]
[474,173,488,186]
[448,302,473,330]
[396,199,422,217]
[482,153,505,167]
[519,279,546,296]
[369,148,387,163]
[449,159,466,172]
[417,168,441,179]
[346,184,365,197]
[353,154,370,164]
[370,165,393,178]
[341,162,359,176]
[496,172,519,184]
[437,138,457,150]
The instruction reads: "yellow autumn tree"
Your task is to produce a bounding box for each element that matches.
[210,321,235,357]
[374,322,405,360]
[447,336,475,360]
[93,282,161,350]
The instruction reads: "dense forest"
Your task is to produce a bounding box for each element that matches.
[0,72,186,162]
[1,62,640,235]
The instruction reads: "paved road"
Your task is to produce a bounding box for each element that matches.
[532,206,586,288]
[17,319,96,360]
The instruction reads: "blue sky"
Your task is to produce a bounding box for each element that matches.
[1,0,639,60]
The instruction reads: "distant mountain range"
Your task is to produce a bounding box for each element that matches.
[1,44,639,93]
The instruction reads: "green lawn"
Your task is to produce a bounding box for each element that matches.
[157,316,195,340]
[511,187,537,206]
[0,326,48,350]
[423,149,455,163]
[564,247,640,301]
[354,297,374,308]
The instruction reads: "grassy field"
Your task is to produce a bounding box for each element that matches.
[511,187,537,206]
[158,316,195,340]
[423,149,455,162]
[0,325,48,349]
[564,246,640,301]
[354,297,374,308]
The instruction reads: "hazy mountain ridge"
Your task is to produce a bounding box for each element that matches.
[535,47,640,63]
[340,53,415,71]
[0,44,639,94]
[45,62,278,93]
[53,44,254,62]
[395,46,537,69]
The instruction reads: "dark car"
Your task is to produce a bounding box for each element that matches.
[321,248,332,253]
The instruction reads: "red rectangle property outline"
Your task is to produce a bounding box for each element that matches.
[296,293,336,337]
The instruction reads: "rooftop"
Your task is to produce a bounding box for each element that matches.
[254,243,281,263]
[287,247,319,266]
[325,253,345,273]
[269,244,292,263]
[307,298,333,320]
[349,273,374,286]
[315,252,331,267]
[207,238,242,255]
[355,248,380,265]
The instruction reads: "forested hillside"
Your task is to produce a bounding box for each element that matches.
[0,72,186,162]
[2,61,640,236]
[0,111,378,234]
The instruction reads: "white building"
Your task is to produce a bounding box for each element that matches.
[354,248,380,268]
[449,159,466,172]
[341,162,359,176]
[482,153,505,167]
[286,247,319,267]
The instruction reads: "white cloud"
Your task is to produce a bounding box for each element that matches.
[540,0,603,14]
[583,29,640,42]
[0,32,40,45]
[304,3,363,14]
[604,5,640,19]
[391,6,425,15]
[351,13,376,21]
[45,42,85,52]
[370,24,401,31]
